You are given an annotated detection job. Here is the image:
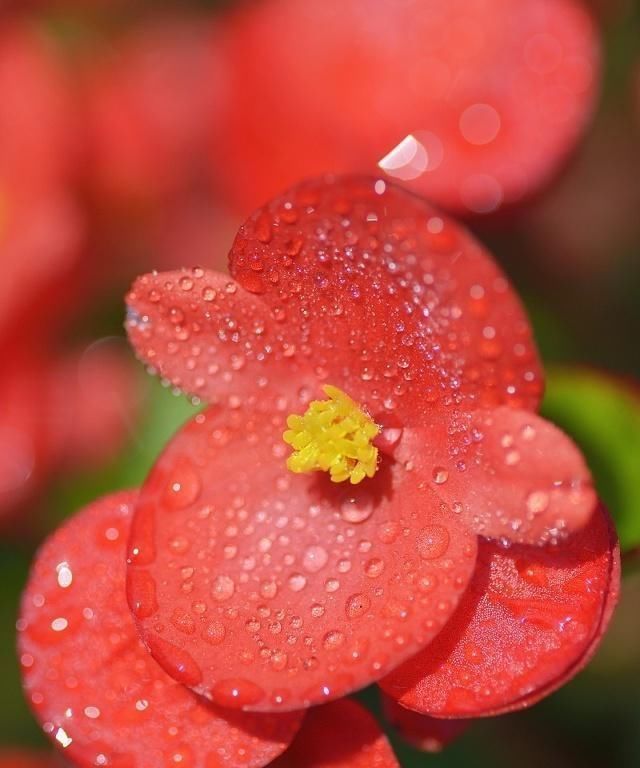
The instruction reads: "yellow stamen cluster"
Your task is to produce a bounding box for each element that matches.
[283,385,380,484]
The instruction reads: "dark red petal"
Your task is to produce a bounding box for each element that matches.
[127,404,477,711]
[229,175,542,422]
[379,503,619,717]
[397,406,596,546]
[214,0,599,216]
[381,694,469,752]
[126,269,315,404]
[18,491,302,768]
[271,699,399,767]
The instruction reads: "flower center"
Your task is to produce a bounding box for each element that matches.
[283,385,380,484]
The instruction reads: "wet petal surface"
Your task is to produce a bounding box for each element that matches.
[379,504,619,716]
[397,406,597,546]
[126,269,314,405]
[18,491,302,768]
[127,404,478,711]
[271,699,399,767]
[230,175,542,422]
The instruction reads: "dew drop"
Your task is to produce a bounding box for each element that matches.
[211,575,235,602]
[288,573,307,592]
[345,593,371,619]
[416,525,450,559]
[322,630,345,650]
[302,546,329,573]
[432,466,449,484]
[364,558,385,578]
[526,490,550,515]
[340,495,373,524]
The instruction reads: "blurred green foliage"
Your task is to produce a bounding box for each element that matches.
[543,368,640,551]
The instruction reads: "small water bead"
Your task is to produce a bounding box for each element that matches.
[310,603,325,618]
[302,546,328,573]
[288,573,307,592]
[416,525,450,560]
[526,491,550,516]
[211,575,235,602]
[56,562,73,589]
[340,495,374,523]
[325,578,340,593]
[432,466,449,484]
[164,462,201,510]
[322,630,345,650]
[345,593,371,619]
[364,558,385,578]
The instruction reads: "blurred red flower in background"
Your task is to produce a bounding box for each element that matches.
[18,176,619,765]
[0,22,139,527]
[211,0,600,216]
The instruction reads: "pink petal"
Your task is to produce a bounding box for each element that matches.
[126,268,315,405]
[18,491,302,768]
[126,404,478,711]
[229,175,542,423]
[397,406,597,546]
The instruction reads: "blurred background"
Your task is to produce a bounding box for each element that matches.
[1,0,639,766]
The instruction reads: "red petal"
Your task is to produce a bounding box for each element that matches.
[127,405,478,711]
[271,699,399,767]
[229,175,542,422]
[18,491,302,768]
[381,694,469,752]
[83,18,219,212]
[397,406,596,546]
[0,22,76,194]
[379,503,619,717]
[126,269,315,404]
[214,0,599,216]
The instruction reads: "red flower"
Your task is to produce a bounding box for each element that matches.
[19,176,618,765]
[212,0,600,215]
[0,24,140,526]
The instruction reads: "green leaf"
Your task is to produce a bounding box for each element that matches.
[542,367,640,551]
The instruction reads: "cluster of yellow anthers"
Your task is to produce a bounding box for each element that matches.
[283,385,380,484]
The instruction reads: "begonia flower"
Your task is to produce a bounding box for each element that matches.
[19,175,619,766]
[122,175,618,715]
[212,0,600,216]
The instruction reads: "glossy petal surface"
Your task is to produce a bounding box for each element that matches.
[381,694,469,752]
[214,0,599,215]
[272,699,399,767]
[397,406,596,546]
[230,175,542,422]
[126,269,314,404]
[127,405,477,711]
[380,504,619,716]
[19,492,302,768]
